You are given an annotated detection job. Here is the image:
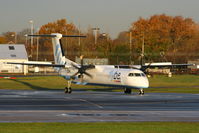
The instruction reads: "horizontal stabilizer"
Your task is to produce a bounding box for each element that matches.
[25,34,86,38]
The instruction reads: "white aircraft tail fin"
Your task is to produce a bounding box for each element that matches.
[27,33,86,67]
[51,33,70,66]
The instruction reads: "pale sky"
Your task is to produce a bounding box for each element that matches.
[0,0,199,38]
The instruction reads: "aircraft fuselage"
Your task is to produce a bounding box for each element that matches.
[60,65,149,89]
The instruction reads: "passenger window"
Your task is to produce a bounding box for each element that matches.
[128,73,134,77]
[135,73,141,77]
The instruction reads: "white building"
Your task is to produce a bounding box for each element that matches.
[0,44,28,74]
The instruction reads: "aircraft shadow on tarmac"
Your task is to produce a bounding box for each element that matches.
[11,79,120,92]
[11,79,58,91]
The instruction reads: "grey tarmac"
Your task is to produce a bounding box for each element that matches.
[0,89,199,122]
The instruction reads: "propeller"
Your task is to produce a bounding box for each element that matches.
[140,62,152,74]
[71,55,95,82]
[137,53,152,74]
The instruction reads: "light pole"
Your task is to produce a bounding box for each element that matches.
[92,28,100,44]
[29,20,34,58]
[36,28,40,61]
[141,33,145,65]
[102,33,111,58]
[129,31,132,64]
[78,24,81,56]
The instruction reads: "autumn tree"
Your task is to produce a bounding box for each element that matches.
[0,36,6,44]
[128,14,199,63]
[33,19,114,62]
[2,32,17,44]
[38,19,78,61]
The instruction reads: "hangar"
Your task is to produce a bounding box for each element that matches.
[0,44,28,74]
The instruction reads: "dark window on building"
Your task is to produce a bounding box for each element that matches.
[10,54,16,57]
[9,46,15,50]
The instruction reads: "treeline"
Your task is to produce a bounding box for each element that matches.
[0,14,199,64]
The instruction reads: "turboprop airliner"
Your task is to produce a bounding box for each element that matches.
[8,33,194,95]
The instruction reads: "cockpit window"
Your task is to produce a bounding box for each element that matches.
[135,73,141,76]
[128,73,145,77]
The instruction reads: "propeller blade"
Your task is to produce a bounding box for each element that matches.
[80,55,84,66]
[70,56,94,82]
[141,62,152,73]
[84,64,95,70]
[84,72,93,78]
[71,72,79,79]
[71,63,80,69]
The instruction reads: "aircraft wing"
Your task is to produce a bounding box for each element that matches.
[116,63,195,70]
[6,62,65,67]
[142,63,194,68]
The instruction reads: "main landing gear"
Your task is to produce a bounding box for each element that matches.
[65,80,72,94]
[124,88,132,94]
[139,88,144,95]
[65,87,72,94]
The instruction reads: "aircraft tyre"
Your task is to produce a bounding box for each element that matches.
[65,87,72,94]
[64,87,68,93]
[139,88,144,95]
[68,87,72,94]
[124,88,132,94]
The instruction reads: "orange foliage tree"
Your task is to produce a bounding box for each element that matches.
[0,36,6,44]
[129,14,199,63]
[38,19,78,61]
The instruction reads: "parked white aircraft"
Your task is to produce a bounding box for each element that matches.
[8,33,194,95]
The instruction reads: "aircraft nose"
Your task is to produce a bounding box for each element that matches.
[127,77,149,89]
[135,77,149,88]
[142,78,149,88]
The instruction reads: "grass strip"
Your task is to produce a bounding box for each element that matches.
[0,122,199,133]
[0,75,198,93]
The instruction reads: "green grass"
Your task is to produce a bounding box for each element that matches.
[0,75,198,93]
[146,75,199,93]
[149,75,199,87]
[0,122,199,133]
[0,76,106,90]
[0,76,65,90]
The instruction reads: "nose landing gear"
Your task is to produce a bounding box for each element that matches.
[124,88,145,95]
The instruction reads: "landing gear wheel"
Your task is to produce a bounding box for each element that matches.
[139,88,144,95]
[65,80,72,94]
[64,87,68,94]
[65,87,72,94]
[68,87,72,94]
[124,88,132,94]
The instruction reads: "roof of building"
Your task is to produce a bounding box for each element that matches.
[0,44,28,59]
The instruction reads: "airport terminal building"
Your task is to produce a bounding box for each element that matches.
[0,44,28,74]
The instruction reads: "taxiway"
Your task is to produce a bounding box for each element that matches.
[0,89,199,122]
